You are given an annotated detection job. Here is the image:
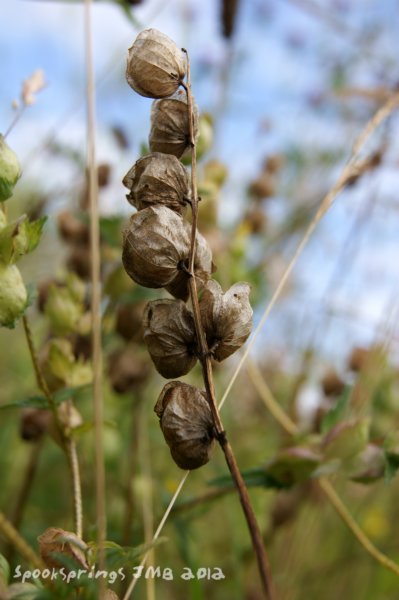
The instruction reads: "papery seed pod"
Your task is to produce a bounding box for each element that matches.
[58,211,89,245]
[107,345,150,394]
[154,381,215,470]
[122,205,213,300]
[66,245,91,280]
[123,152,189,215]
[149,89,199,159]
[20,408,51,442]
[348,346,371,372]
[143,299,197,378]
[200,279,253,361]
[115,301,146,342]
[38,528,88,570]
[126,29,186,99]
[321,369,345,397]
[164,229,214,301]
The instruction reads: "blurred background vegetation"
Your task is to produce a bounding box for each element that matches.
[1,0,399,599]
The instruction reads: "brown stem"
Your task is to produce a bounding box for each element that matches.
[0,511,44,570]
[183,51,276,600]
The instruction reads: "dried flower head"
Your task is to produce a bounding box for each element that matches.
[38,528,88,570]
[126,28,186,99]
[108,345,150,394]
[123,152,189,215]
[154,381,215,469]
[20,408,51,442]
[122,205,213,300]
[149,89,199,158]
[143,299,197,378]
[200,279,253,361]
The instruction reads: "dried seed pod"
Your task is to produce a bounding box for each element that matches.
[143,299,197,378]
[122,205,213,300]
[123,152,189,215]
[58,211,89,245]
[149,89,199,159]
[321,369,345,397]
[38,528,88,570]
[115,301,146,342]
[154,381,215,470]
[200,279,253,361]
[20,408,51,442]
[107,345,150,394]
[126,28,186,99]
[66,245,92,280]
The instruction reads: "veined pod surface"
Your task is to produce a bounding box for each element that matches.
[122,205,213,301]
[123,152,189,215]
[143,299,197,378]
[149,89,199,159]
[199,279,253,361]
[126,28,186,99]
[154,381,215,470]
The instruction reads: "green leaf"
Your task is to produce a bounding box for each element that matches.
[321,385,352,433]
[99,215,124,247]
[0,552,10,587]
[0,395,49,410]
[384,451,399,483]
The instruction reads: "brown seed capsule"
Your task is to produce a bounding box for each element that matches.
[20,408,51,442]
[38,528,88,570]
[122,205,212,300]
[115,301,146,342]
[154,381,215,470]
[66,245,91,280]
[123,152,189,215]
[149,89,199,159]
[321,369,345,397]
[348,346,372,372]
[143,299,197,378]
[200,280,253,361]
[58,211,89,245]
[107,345,150,394]
[126,28,186,99]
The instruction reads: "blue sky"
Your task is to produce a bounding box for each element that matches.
[2,0,399,377]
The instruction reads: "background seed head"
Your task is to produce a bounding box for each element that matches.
[149,89,199,159]
[143,299,197,378]
[123,152,189,215]
[200,279,253,361]
[154,381,215,470]
[126,28,187,99]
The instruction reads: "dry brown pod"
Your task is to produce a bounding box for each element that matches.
[115,301,146,342]
[107,344,150,394]
[123,152,189,215]
[149,89,199,159]
[122,205,213,301]
[20,408,51,442]
[200,279,253,361]
[321,369,345,397]
[143,299,197,378]
[58,211,89,245]
[38,527,88,570]
[154,381,215,470]
[126,28,186,99]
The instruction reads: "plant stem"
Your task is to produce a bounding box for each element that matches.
[183,51,276,600]
[247,358,399,578]
[0,511,44,569]
[84,0,107,587]
[22,314,83,539]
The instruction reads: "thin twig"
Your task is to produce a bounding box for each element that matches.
[0,511,44,569]
[66,436,83,539]
[247,358,399,578]
[183,49,275,600]
[84,0,107,588]
[218,91,399,413]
